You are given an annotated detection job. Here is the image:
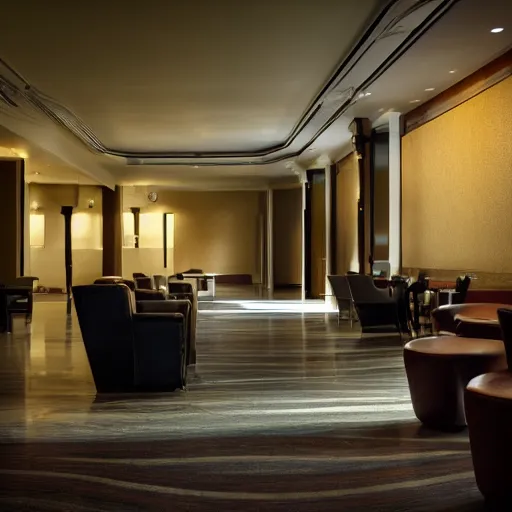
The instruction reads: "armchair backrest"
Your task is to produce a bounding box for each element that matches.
[346,274,393,304]
[134,276,153,290]
[95,277,135,291]
[168,281,194,295]
[153,275,167,292]
[327,275,352,302]
[13,276,39,289]
[73,284,136,392]
[456,275,472,302]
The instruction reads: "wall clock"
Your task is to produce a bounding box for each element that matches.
[148,191,158,203]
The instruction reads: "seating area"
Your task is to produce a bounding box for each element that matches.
[1,3,512,509]
[72,273,200,392]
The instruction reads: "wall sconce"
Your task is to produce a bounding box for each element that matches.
[30,201,40,211]
[88,199,95,209]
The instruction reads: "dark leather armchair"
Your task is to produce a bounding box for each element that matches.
[73,284,186,393]
[345,274,401,334]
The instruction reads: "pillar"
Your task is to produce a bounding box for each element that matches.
[0,159,24,284]
[300,171,307,301]
[266,189,274,294]
[349,118,372,274]
[389,112,401,276]
[102,186,123,277]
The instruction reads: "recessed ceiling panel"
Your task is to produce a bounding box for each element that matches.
[0,0,380,153]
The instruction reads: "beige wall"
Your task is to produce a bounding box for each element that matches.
[273,187,301,286]
[402,76,512,275]
[29,184,103,289]
[336,153,359,274]
[122,188,265,281]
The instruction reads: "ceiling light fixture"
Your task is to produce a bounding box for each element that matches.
[425,87,435,92]
[410,99,421,103]
[365,92,372,96]
[491,27,504,33]
[449,69,457,74]
[35,172,40,175]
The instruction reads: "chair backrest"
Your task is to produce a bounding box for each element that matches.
[498,308,512,370]
[153,275,167,291]
[372,261,391,278]
[133,273,147,279]
[327,275,352,302]
[168,281,194,295]
[135,289,166,301]
[73,284,136,392]
[456,275,471,302]
[346,274,393,304]
[94,277,135,291]
[13,276,39,289]
[134,276,153,290]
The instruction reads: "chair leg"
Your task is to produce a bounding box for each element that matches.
[7,313,12,334]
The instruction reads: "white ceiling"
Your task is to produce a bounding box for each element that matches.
[0,0,511,189]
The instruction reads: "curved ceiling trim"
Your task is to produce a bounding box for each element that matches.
[0,0,457,166]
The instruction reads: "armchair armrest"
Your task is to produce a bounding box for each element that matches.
[132,313,186,391]
[137,300,191,314]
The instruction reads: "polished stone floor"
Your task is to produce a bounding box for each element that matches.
[0,292,485,511]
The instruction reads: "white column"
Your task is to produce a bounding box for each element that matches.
[389,112,401,276]
[266,189,273,294]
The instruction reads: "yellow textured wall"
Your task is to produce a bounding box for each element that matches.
[336,153,359,274]
[29,184,103,289]
[273,187,302,286]
[402,76,512,273]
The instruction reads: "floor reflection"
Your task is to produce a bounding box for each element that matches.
[0,290,483,511]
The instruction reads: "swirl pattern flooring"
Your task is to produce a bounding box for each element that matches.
[0,294,485,511]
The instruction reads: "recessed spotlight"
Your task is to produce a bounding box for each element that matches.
[425,87,435,92]
[358,92,365,98]
[491,27,504,33]
[365,92,372,96]
[449,69,457,74]
[35,171,40,175]
[410,99,421,103]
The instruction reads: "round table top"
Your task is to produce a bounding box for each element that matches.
[404,336,505,356]
[467,371,512,400]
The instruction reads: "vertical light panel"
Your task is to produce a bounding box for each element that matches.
[122,212,135,247]
[29,214,45,247]
[388,112,401,276]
